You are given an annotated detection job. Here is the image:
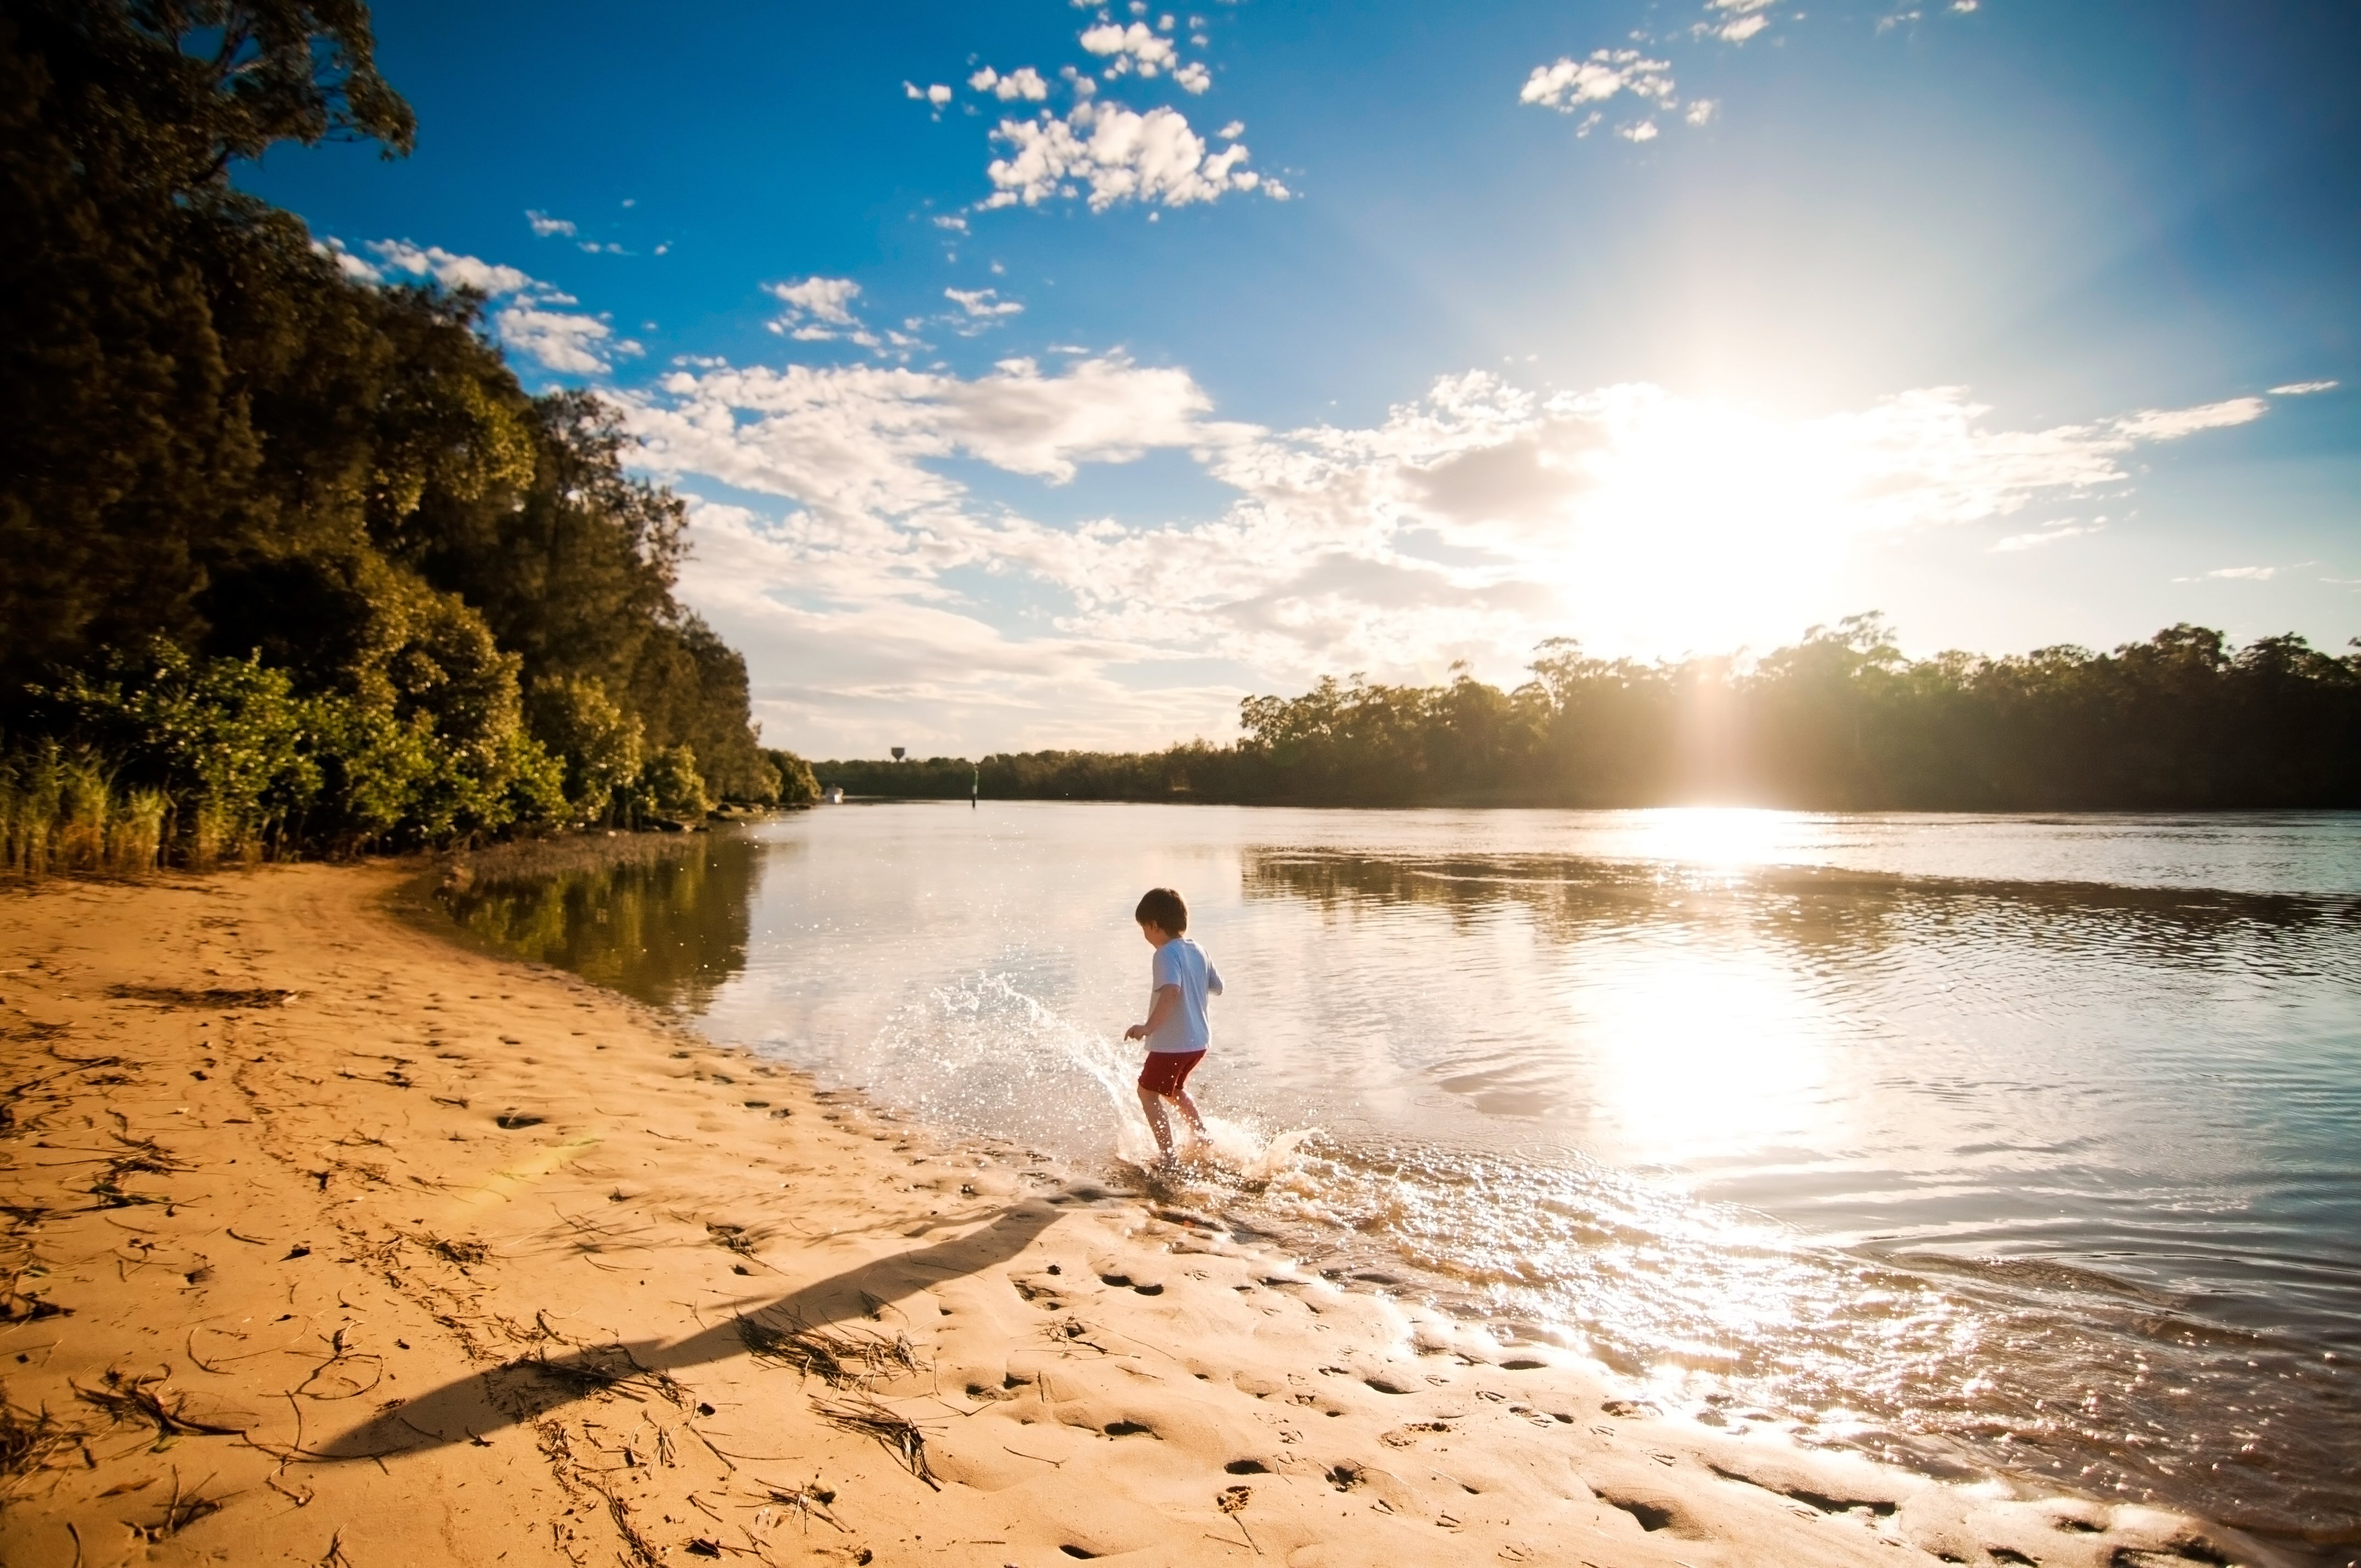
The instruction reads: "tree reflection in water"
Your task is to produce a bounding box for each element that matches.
[1241,846,2356,964]
[437,832,775,1012]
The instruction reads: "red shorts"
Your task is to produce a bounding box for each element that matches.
[1136,1050,1205,1097]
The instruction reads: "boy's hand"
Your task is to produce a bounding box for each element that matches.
[1123,1023,1147,1041]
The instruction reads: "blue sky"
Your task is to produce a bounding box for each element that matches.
[246,1,2360,755]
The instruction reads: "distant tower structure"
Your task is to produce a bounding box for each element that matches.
[972,763,979,810]
[890,746,906,762]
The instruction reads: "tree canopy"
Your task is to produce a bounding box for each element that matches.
[1,0,778,865]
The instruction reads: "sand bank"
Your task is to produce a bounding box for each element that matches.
[0,864,2278,1566]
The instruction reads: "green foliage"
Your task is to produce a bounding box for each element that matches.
[17,637,565,859]
[527,675,645,824]
[762,748,820,808]
[814,622,2361,811]
[40,642,320,855]
[641,744,711,822]
[0,1,417,688]
[0,0,779,862]
[18,0,415,198]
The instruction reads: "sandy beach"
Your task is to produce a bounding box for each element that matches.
[0,863,2281,1567]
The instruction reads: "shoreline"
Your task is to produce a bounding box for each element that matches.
[0,863,2294,1566]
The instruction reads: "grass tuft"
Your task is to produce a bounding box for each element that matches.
[812,1395,940,1490]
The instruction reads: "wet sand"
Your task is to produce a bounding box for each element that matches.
[0,863,2284,1566]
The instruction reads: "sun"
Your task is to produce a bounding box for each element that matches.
[1541,392,1860,657]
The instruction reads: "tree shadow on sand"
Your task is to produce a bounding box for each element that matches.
[311,1199,1069,1460]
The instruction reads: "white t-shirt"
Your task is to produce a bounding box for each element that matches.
[1146,937,1223,1054]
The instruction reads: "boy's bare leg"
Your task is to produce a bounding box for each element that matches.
[1137,1085,1178,1162]
[1171,1089,1207,1146]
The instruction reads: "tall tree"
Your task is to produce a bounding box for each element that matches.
[0,0,413,690]
[2,0,780,857]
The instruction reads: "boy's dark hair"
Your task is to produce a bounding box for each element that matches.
[1135,887,1188,933]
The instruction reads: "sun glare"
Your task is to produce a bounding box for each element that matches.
[1566,929,1848,1173]
[1544,393,1857,656]
[1594,807,1821,868]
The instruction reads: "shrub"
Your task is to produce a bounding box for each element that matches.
[642,744,710,821]
[527,674,645,823]
[763,747,821,808]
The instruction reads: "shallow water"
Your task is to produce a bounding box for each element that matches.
[442,804,2361,1554]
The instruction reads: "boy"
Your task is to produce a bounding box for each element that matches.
[1122,886,1223,1165]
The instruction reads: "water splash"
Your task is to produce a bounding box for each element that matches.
[861,970,1318,1177]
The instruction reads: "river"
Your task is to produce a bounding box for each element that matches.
[440,803,2361,1557]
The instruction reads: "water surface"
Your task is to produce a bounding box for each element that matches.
[442,805,2361,1555]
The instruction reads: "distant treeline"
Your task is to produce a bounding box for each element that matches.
[819,618,2361,810]
[1,1,813,874]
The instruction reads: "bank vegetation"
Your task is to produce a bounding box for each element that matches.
[818,617,2361,810]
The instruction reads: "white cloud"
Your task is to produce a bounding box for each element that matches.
[366,239,534,296]
[945,287,1024,319]
[766,276,910,355]
[625,351,2284,753]
[1172,61,1212,94]
[2199,565,2277,581]
[317,237,382,282]
[1520,50,1676,112]
[2269,379,2339,396]
[1216,119,1244,139]
[1081,20,1179,77]
[622,355,1221,525]
[674,500,1245,756]
[1619,120,1660,142]
[905,80,954,108]
[526,210,577,238]
[982,101,1285,211]
[347,239,624,374]
[497,306,614,375]
[768,276,863,328]
[759,278,923,357]
[1704,0,1776,41]
[1993,518,2103,552]
[969,64,1051,101]
[1685,99,1718,126]
[2109,397,2267,441]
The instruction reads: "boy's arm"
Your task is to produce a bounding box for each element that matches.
[1207,961,1223,997]
[1124,984,1181,1041]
